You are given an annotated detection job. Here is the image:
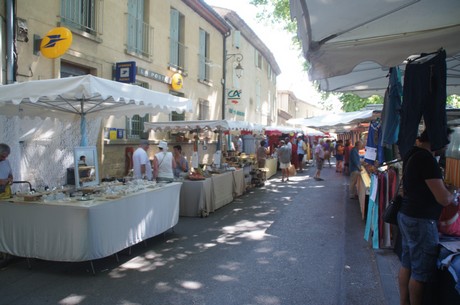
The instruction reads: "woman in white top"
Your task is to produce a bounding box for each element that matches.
[153,141,176,182]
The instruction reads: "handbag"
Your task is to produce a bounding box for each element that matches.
[383,194,402,225]
[288,164,297,176]
[382,152,419,225]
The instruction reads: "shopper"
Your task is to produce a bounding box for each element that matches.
[154,141,176,182]
[256,140,268,169]
[343,139,352,175]
[173,145,189,178]
[323,139,332,167]
[398,129,457,305]
[335,140,344,173]
[277,140,291,182]
[290,137,299,172]
[132,140,153,180]
[0,143,13,199]
[297,136,306,172]
[314,140,325,181]
[348,140,363,199]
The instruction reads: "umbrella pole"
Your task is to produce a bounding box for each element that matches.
[80,113,88,147]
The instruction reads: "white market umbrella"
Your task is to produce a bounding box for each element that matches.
[0,75,193,146]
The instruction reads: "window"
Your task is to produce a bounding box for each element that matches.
[171,111,185,121]
[126,0,152,58]
[126,114,150,139]
[170,8,187,72]
[255,80,261,112]
[60,61,91,78]
[198,28,211,82]
[255,49,262,69]
[198,99,210,121]
[61,0,98,35]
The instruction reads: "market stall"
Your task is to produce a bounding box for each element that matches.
[0,182,181,262]
[0,75,193,189]
[144,120,263,217]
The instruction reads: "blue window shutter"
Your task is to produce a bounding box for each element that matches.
[199,29,206,80]
[170,9,179,66]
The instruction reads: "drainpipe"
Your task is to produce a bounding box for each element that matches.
[6,0,15,84]
[221,32,230,120]
[218,31,231,152]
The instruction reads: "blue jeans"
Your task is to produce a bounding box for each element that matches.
[398,212,439,282]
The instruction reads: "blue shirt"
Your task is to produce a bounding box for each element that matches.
[349,147,361,172]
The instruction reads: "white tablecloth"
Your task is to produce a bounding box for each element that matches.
[232,169,246,197]
[179,170,246,217]
[0,183,182,262]
[179,178,213,217]
[211,171,236,210]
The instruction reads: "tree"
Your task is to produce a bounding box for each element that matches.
[339,94,383,112]
[447,95,460,108]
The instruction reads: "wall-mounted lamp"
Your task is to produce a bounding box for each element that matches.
[226,53,244,78]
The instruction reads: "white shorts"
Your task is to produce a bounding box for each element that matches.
[279,162,291,169]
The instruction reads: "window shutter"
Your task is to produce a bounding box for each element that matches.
[199,29,206,80]
[170,9,180,65]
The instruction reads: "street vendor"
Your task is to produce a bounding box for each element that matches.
[0,143,13,199]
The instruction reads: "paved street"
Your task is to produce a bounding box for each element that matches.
[0,162,401,305]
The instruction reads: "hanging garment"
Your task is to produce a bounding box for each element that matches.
[364,174,380,249]
[381,67,402,147]
[365,120,384,165]
[398,50,448,158]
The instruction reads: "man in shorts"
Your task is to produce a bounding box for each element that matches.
[314,140,324,181]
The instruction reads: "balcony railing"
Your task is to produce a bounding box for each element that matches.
[169,38,188,73]
[198,54,213,83]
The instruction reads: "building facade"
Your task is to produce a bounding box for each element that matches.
[276,90,324,126]
[212,7,281,126]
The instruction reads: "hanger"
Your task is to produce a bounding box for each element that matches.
[406,48,444,65]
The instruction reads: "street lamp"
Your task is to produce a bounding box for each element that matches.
[226,53,244,78]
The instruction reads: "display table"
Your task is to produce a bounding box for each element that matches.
[179,178,213,217]
[0,182,182,262]
[265,158,278,179]
[211,171,235,210]
[179,169,246,217]
[232,168,246,197]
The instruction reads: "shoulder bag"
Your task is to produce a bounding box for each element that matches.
[383,152,418,225]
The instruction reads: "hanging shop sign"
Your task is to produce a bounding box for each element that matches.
[137,67,171,84]
[171,73,183,91]
[115,61,136,83]
[228,108,245,117]
[40,27,73,59]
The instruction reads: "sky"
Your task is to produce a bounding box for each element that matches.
[204,0,341,111]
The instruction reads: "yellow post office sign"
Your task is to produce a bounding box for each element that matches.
[171,73,183,90]
[40,27,73,59]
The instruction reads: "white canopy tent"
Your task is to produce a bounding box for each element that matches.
[144,119,265,134]
[289,0,460,96]
[0,75,193,145]
[286,110,380,133]
[264,125,324,137]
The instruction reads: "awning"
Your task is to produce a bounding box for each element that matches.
[0,75,193,145]
[286,110,380,133]
[289,0,460,96]
[144,120,265,133]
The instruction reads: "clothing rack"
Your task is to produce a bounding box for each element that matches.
[377,158,402,170]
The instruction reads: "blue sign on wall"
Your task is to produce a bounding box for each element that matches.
[115,61,136,83]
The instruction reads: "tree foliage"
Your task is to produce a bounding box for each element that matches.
[339,94,383,112]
